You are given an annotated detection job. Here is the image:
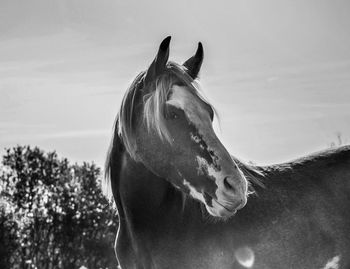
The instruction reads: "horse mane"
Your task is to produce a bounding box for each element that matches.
[231,156,266,194]
[237,145,350,195]
[263,145,350,174]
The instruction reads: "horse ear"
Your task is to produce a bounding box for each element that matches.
[183,42,203,79]
[144,36,171,87]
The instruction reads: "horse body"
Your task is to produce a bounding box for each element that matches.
[105,37,350,268]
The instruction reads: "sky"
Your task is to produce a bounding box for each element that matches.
[1,0,350,167]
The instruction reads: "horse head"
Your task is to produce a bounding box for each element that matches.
[118,36,248,218]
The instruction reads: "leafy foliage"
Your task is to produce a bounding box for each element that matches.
[0,146,118,269]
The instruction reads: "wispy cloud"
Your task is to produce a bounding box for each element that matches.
[1,0,350,165]
[35,129,110,139]
[0,128,110,142]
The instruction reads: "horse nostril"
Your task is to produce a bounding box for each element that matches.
[223,176,235,191]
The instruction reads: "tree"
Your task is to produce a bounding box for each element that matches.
[0,146,118,269]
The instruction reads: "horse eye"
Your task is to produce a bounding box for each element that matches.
[170,111,178,120]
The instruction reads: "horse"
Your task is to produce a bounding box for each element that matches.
[104,36,350,269]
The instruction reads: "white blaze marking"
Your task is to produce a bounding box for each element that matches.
[323,256,340,269]
[196,156,221,179]
[166,85,189,110]
[190,133,201,143]
[234,247,255,268]
[191,133,205,149]
[196,156,228,209]
[183,179,206,204]
[168,86,226,212]
[168,86,216,158]
[166,85,206,128]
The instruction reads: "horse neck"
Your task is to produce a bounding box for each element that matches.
[116,149,189,228]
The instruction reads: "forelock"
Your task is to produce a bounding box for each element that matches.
[142,62,211,142]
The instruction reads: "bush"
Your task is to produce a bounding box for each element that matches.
[0,146,118,269]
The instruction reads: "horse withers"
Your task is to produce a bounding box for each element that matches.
[105,36,350,269]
